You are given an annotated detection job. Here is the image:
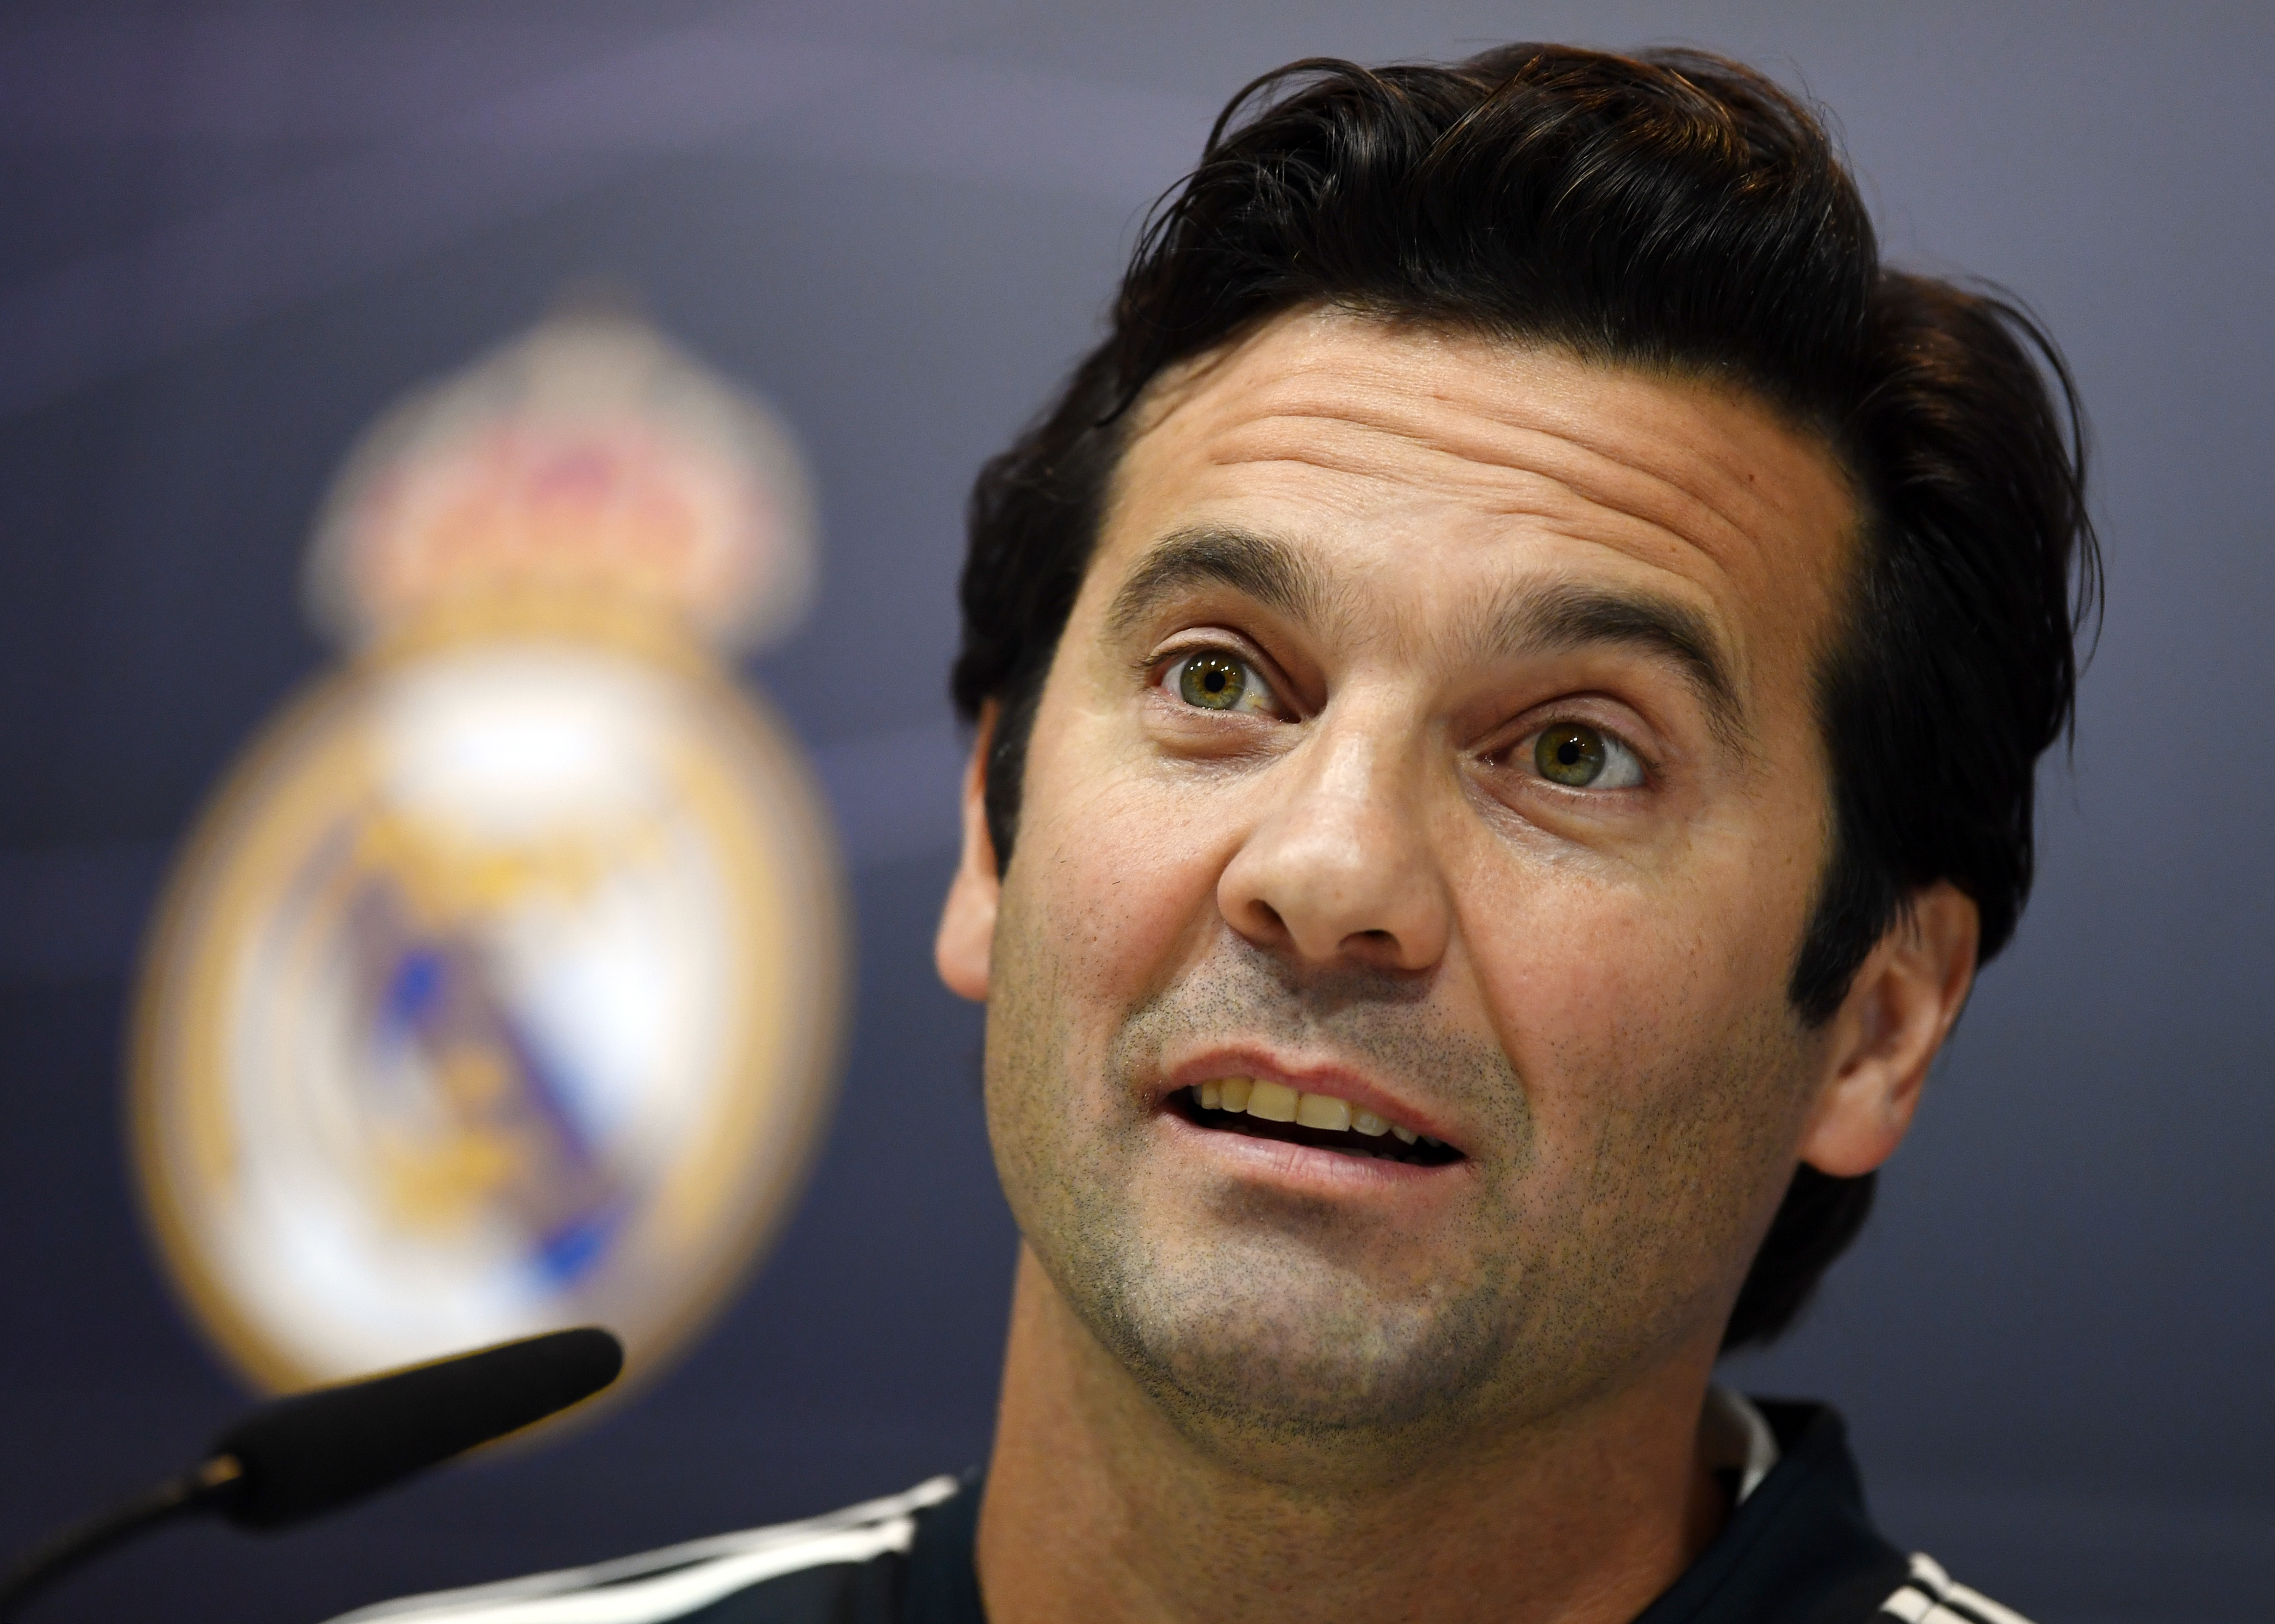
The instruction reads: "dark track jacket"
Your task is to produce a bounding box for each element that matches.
[331,1401,2032,1624]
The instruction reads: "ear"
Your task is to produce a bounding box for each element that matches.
[934,704,1001,1002]
[1797,881,1980,1178]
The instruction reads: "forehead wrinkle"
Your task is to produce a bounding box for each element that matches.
[1195,318,1858,535]
[1202,400,1798,586]
[1146,307,1856,585]
[1202,425,1728,595]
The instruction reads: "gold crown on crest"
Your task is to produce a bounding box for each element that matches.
[303,305,817,654]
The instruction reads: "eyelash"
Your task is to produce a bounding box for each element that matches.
[1148,646,1652,790]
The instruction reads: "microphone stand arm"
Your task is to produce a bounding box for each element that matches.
[0,1455,241,1621]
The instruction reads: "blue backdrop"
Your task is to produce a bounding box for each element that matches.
[0,5,2267,1621]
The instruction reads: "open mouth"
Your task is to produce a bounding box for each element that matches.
[1172,1080,1461,1167]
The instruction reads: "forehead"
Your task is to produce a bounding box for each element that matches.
[1098,308,1857,694]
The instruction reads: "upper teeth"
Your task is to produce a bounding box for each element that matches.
[1194,1078,1431,1146]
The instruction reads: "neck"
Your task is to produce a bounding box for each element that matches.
[976,1247,1729,1624]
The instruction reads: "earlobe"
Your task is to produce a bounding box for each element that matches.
[1798,882,1980,1178]
[934,705,1001,1003]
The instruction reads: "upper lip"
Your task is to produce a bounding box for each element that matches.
[1157,1046,1464,1153]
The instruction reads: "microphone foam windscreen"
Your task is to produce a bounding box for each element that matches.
[210,1327,623,1529]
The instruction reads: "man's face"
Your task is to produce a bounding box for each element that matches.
[969,309,1860,1462]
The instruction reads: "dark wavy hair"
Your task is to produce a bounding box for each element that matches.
[949,45,2098,1349]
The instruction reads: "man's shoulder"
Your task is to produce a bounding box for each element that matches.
[1695,1399,2036,1624]
[1870,1554,2037,1624]
[324,1476,964,1624]
[318,1434,2039,1624]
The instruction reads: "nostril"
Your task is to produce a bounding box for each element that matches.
[1340,926,1415,969]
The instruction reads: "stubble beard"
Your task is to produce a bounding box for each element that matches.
[993,929,1565,1474]
[986,914,1816,1479]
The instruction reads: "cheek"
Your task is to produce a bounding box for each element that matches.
[1457,851,1821,1323]
[1457,841,1812,1127]
[1001,709,1238,1045]
[982,706,1241,1232]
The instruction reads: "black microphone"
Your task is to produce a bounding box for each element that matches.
[0,1326,622,1620]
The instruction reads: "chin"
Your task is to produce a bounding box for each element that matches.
[1076,1230,1525,1446]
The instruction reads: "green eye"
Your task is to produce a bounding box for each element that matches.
[1177,653,1249,710]
[1535,723,1607,786]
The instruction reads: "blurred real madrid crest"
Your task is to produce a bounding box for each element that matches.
[130,306,848,1395]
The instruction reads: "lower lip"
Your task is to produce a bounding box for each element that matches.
[1158,1107,1464,1196]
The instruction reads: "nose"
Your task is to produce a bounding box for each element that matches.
[1216,711,1452,973]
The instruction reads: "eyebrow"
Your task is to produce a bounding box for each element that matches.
[1104,526,1331,644]
[1473,580,1746,744]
